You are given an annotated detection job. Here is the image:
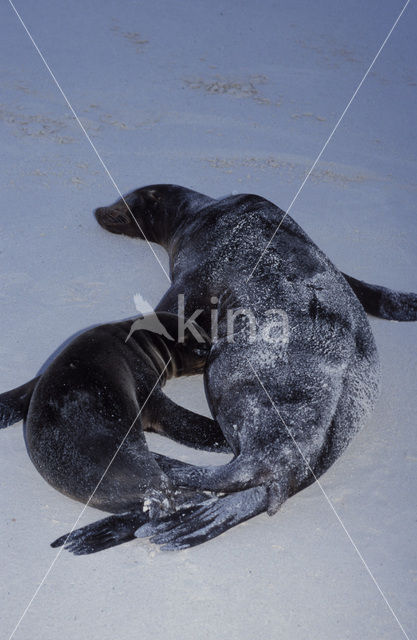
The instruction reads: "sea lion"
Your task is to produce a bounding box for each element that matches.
[0,312,231,551]
[57,185,417,553]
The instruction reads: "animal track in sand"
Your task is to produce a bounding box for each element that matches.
[184,74,282,106]
[0,104,75,144]
[110,20,149,53]
[203,155,371,187]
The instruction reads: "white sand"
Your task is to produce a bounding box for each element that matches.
[0,1,416,639]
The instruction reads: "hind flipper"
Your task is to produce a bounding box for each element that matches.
[342,273,417,321]
[145,390,230,453]
[0,376,40,428]
[52,490,215,555]
[135,486,268,550]
[51,511,148,555]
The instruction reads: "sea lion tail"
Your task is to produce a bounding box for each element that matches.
[0,376,40,428]
[342,273,417,321]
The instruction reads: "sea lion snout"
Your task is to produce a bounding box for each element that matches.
[94,204,141,237]
[95,206,130,228]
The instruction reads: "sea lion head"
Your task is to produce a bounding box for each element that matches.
[94,187,164,240]
[94,184,211,245]
[139,312,212,377]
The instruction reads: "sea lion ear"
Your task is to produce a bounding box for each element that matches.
[141,189,161,212]
[146,189,160,202]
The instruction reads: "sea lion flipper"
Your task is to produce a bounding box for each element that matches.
[342,273,417,321]
[51,511,148,555]
[135,486,268,550]
[0,376,40,428]
[145,391,230,453]
[53,490,215,555]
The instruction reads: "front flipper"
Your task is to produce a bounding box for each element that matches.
[51,511,148,555]
[145,390,230,453]
[135,486,268,550]
[152,453,198,476]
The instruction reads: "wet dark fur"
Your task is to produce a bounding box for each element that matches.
[21,185,416,553]
[0,313,231,551]
[57,183,417,553]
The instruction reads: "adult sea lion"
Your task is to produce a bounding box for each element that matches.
[57,185,417,553]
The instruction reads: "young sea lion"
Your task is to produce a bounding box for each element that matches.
[57,185,417,552]
[0,312,231,552]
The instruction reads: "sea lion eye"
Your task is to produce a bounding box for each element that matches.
[192,345,209,357]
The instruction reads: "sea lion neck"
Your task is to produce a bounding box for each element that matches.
[136,184,215,248]
[137,332,177,383]
[126,327,205,384]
